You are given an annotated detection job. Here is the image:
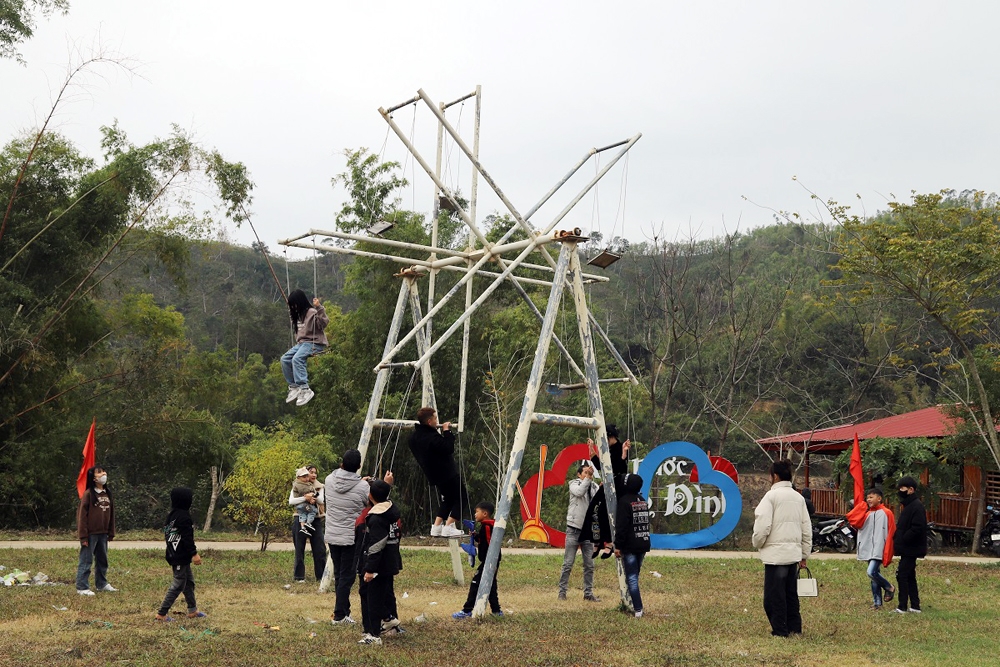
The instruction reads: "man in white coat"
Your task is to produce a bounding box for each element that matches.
[752,459,812,637]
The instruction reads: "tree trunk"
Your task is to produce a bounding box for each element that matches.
[972,474,986,556]
[203,466,221,532]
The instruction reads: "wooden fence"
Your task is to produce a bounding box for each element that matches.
[811,487,991,530]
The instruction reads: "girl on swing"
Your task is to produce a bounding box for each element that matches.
[281,289,329,406]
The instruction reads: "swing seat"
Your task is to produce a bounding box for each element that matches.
[587,249,621,269]
[368,220,394,236]
[438,194,459,213]
[545,383,565,397]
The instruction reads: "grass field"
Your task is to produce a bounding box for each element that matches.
[1,547,998,666]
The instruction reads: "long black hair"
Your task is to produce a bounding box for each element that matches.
[287,289,311,330]
[84,465,112,503]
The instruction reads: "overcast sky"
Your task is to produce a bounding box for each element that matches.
[5,1,1000,257]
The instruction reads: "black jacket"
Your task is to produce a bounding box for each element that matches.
[475,518,499,564]
[409,424,458,485]
[590,439,628,478]
[614,473,651,554]
[164,488,198,566]
[893,493,928,558]
[587,486,611,546]
[358,501,403,576]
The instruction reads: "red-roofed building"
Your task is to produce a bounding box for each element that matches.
[756,405,1000,529]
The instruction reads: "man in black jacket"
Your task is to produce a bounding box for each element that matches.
[156,488,205,621]
[356,480,402,645]
[409,407,468,537]
[893,475,927,614]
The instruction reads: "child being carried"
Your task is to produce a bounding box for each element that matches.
[292,467,321,534]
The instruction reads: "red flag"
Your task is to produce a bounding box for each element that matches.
[77,419,96,499]
[846,433,868,529]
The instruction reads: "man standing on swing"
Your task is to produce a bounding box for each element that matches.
[409,407,468,537]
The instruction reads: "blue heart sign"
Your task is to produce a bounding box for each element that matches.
[636,441,743,550]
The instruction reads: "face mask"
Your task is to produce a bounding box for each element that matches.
[898,490,909,500]
[96,474,108,485]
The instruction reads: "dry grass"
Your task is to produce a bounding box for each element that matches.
[0,548,998,666]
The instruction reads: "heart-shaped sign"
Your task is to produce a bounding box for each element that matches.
[637,441,743,550]
[520,443,593,548]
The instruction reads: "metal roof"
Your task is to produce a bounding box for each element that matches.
[756,405,964,453]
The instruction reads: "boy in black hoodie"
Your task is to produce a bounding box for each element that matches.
[613,473,651,618]
[357,480,402,646]
[155,487,205,621]
[452,501,502,619]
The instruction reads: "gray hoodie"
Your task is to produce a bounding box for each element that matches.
[566,477,599,530]
[324,468,371,547]
[856,507,889,562]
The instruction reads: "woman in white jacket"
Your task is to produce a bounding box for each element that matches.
[752,459,812,637]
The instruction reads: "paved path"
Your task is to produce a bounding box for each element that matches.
[1,541,996,564]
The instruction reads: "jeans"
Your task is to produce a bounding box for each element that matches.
[297,503,318,528]
[292,516,325,581]
[896,556,920,610]
[558,526,595,597]
[867,559,893,606]
[329,543,358,620]
[76,533,109,591]
[158,563,197,616]
[463,562,501,614]
[763,563,801,636]
[281,342,325,388]
[621,552,645,613]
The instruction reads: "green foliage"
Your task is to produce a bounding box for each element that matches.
[0,0,68,63]
[331,148,407,233]
[223,425,332,550]
[832,437,960,500]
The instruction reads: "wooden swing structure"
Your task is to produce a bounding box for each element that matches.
[279,86,641,616]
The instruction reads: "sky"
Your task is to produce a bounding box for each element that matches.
[4,1,1000,258]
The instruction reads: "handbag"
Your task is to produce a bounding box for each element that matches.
[797,566,818,597]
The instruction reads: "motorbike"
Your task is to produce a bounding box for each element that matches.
[980,505,1000,557]
[812,517,855,553]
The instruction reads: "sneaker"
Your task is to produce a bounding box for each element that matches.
[908,608,922,614]
[331,615,356,625]
[77,589,95,596]
[440,524,466,538]
[296,387,315,406]
[452,611,472,619]
[99,584,117,592]
[381,617,400,631]
[358,634,382,645]
[557,591,567,600]
[634,610,643,618]
[430,523,443,537]
[294,579,306,584]
[285,386,301,403]
[584,594,601,602]
[893,608,907,614]
[492,610,504,617]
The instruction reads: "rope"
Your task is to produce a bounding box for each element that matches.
[609,153,630,244]
[591,154,601,238]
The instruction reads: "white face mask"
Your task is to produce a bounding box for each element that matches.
[96,474,108,485]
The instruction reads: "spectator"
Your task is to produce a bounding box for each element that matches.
[893,476,926,614]
[76,466,117,596]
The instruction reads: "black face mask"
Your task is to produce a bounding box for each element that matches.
[898,490,909,500]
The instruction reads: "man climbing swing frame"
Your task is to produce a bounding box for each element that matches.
[279,86,641,616]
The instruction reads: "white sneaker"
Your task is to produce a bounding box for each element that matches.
[440,524,465,538]
[99,584,118,592]
[908,608,922,614]
[77,589,95,596]
[430,523,443,537]
[358,633,382,645]
[381,617,400,631]
[331,615,356,625]
[634,610,643,618]
[296,387,315,406]
[285,386,301,403]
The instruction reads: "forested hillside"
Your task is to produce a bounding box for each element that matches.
[3,39,1000,537]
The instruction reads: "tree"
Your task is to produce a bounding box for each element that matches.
[0,0,68,63]
[833,191,1000,553]
[833,191,1000,471]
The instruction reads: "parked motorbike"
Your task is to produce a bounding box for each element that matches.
[980,505,1000,557]
[812,517,855,553]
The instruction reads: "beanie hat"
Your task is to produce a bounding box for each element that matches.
[295,467,310,477]
[370,480,391,503]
